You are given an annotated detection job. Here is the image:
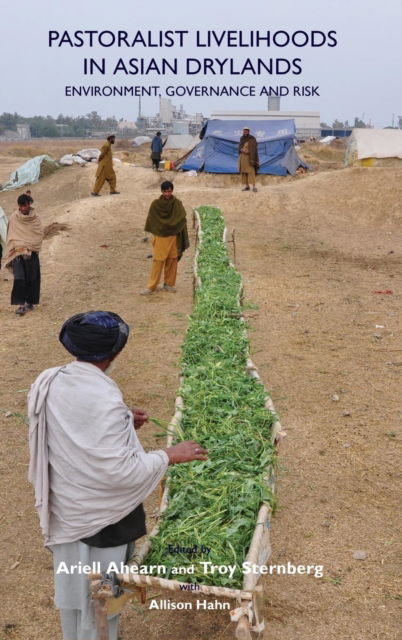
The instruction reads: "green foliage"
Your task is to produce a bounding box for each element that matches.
[145,206,276,588]
[353,117,367,128]
[0,112,20,131]
[332,118,347,129]
[29,116,60,138]
[0,111,118,138]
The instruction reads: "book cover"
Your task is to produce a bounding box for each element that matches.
[0,2,401,640]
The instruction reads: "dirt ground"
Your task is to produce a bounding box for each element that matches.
[0,139,401,640]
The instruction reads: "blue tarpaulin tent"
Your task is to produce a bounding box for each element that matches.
[180,119,308,176]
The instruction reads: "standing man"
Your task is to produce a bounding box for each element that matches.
[238,126,259,192]
[150,131,166,170]
[141,180,189,295]
[91,134,120,196]
[3,193,43,316]
[28,310,207,640]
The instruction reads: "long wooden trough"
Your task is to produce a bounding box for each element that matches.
[90,207,286,639]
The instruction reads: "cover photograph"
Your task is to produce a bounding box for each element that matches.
[0,1,401,639]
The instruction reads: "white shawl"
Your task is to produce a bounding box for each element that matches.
[28,361,168,545]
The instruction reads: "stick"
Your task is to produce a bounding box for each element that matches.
[165,395,183,447]
[232,229,237,265]
[252,586,265,633]
[243,505,272,592]
[246,357,286,445]
[92,582,110,640]
[235,612,252,640]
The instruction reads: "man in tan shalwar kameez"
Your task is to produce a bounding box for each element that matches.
[91,134,119,196]
[141,181,189,295]
[238,127,259,192]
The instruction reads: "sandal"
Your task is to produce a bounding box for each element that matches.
[15,306,26,316]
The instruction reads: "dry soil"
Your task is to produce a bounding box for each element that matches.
[0,140,401,640]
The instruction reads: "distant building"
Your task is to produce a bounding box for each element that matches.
[90,130,111,138]
[321,128,352,138]
[268,96,281,111]
[0,124,31,140]
[16,124,31,139]
[210,110,321,141]
[172,121,189,134]
[0,129,20,140]
[117,120,137,132]
[160,98,173,124]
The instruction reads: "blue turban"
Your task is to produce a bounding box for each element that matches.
[59,311,129,362]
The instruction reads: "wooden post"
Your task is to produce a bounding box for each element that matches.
[94,596,109,640]
[235,608,252,640]
[252,585,265,633]
[232,229,237,265]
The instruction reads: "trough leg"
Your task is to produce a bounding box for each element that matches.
[234,600,252,640]
[252,586,265,633]
[94,597,109,640]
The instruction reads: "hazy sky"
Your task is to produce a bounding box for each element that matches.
[1,0,401,127]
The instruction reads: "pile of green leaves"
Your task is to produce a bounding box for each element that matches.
[145,206,276,588]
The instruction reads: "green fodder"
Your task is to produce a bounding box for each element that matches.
[144,206,276,588]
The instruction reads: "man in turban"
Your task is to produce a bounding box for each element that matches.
[28,310,207,640]
[91,134,120,196]
[141,180,189,295]
[3,193,44,315]
[238,127,259,192]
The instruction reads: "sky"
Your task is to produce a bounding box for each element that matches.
[0,0,401,128]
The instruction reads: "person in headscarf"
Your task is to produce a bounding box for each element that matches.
[91,134,120,196]
[150,131,166,170]
[238,126,259,192]
[3,193,44,315]
[28,310,207,640]
[141,180,189,295]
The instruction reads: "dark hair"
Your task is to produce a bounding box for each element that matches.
[156,131,161,136]
[161,180,174,191]
[17,194,32,206]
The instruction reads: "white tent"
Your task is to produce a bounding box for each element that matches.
[345,129,402,167]
[164,134,198,150]
[132,136,151,147]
